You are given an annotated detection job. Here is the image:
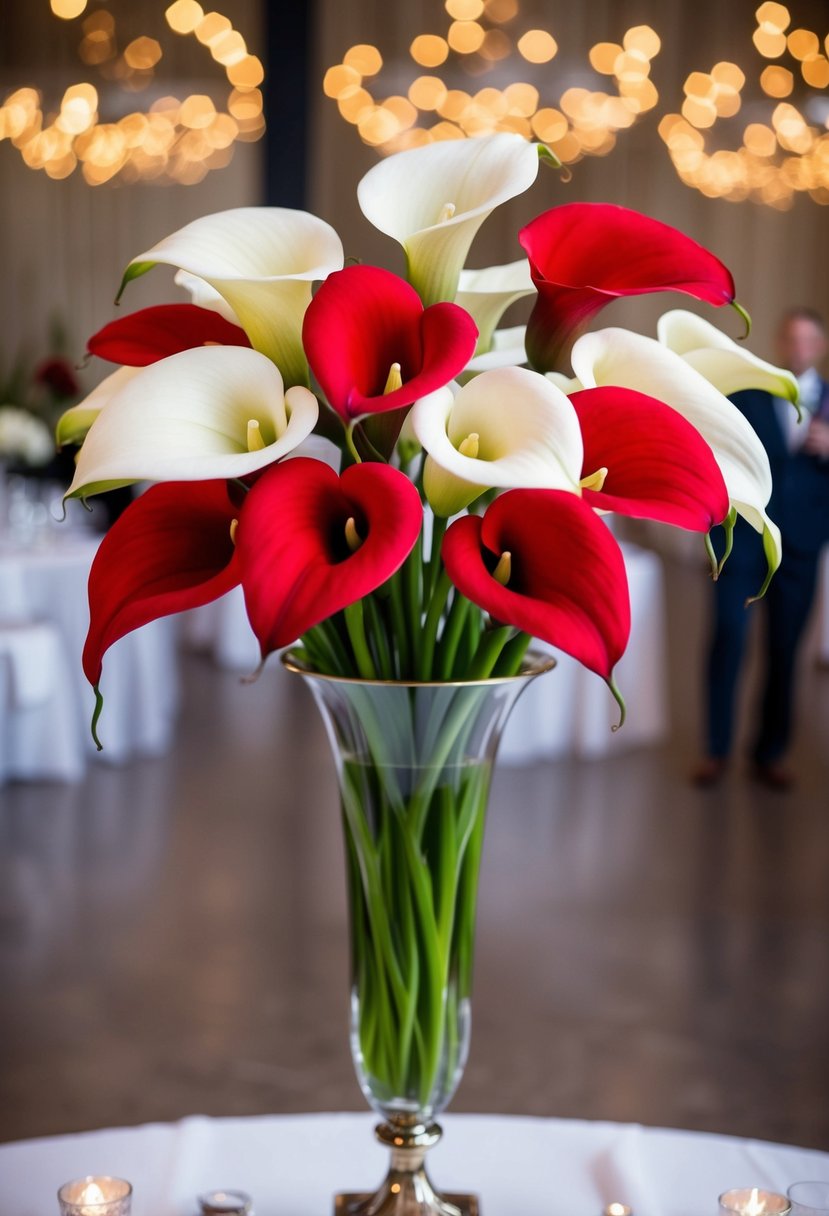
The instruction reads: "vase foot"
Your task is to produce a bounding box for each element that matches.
[333,1121,478,1216]
[335,1191,478,1216]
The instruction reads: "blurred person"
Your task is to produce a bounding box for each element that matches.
[694,307,829,790]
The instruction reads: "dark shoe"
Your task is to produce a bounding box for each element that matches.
[691,757,727,787]
[751,762,795,791]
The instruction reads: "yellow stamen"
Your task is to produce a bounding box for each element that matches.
[247,419,266,452]
[229,518,238,545]
[437,202,456,224]
[580,466,608,492]
[458,432,479,459]
[383,362,403,394]
[344,516,363,552]
[493,550,511,586]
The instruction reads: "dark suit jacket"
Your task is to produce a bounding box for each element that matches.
[730,383,829,555]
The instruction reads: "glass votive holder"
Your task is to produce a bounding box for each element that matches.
[788,1183,829,1216]
[719,1189,791,1216]
[57,1176,132,1216]
[197,1190,253,1215]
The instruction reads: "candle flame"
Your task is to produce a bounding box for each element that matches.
[81,1182,106,1205]
[746,1189,767,1216]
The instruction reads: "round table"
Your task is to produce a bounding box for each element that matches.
[1,1112,827,1216]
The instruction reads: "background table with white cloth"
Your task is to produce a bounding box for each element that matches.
[2,1112,828,1216]
[0,533,179,783]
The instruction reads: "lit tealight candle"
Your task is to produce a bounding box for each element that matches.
[604,1204,633,1216]
[720,1188,791,1216]
[57,1176,132,1216]
[197,1190,253,1216]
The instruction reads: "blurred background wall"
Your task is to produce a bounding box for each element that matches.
[1,0,828,377]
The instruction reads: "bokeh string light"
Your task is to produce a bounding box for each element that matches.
[0,0,265,186]
[658,3,829,208]
[322,0,662,164]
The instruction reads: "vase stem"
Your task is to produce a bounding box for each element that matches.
[334,1121,478,1216]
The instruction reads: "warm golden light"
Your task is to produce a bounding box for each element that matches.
[195,12,231,45]
[410,35,449,67]
[753,24,787,58]
[408,76,448,111]
[517,30,557,63]
[802,56,829,88]
[165,0,204,34]
[445,0,485,17]
[448,21,486,54]
[226,55,264,89]
[344,44,383,75]
[755,2,790,30]
[787,28,819,60]
[124,37,162,70]
[589,42,622,75]
[51,0,87,18]
[760,65,793,96]
[324,65,361,99]
[624,25,661,58]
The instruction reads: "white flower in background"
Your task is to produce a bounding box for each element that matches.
[411,366,582,517]
[0,407,54,466]
[570,327,782,583]
[358,133,540,307]
[657,309,799,412]
[66,346,318,500]
[119,208,344,388]
[456,260,535,356]
[56,366,143,449]
[465,325,528,374]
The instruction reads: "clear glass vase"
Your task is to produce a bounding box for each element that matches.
[284,652,553,1216]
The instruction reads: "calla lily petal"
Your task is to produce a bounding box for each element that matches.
[87,304,250,366]
[358,133,539,306]
[83,478,240,698]
[456,260,535,355]
[520,203,736,372]
[56,365,143,448]
[66,345,318,499]
[174,269,241,324]
[571,386,730,530]
[465,325,528,374]
[303,264,478,423]
[571,328,781,582]
[119,208,344,386]
[657,309,799,411]
[236,458,423,657]
[412,366,583,517]
[442,488,631,682]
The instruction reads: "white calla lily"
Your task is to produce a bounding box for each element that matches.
[411,366,583,517]
[465,325,528,374]
[56,365,143,448]
[657,309,799,415]
[174,269,241,325]
[358,133,540,306]
[456,259,535,355]
[120,208,344,387]
[66,346,318,500]
[571,328,781,589]
[545,371,582,395]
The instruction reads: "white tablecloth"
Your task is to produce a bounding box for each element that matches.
[501,543,668,762]
[0,536,179,782]
[1,1112,827,1216]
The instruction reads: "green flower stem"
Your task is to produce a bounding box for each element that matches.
[466,624,513,680]
[404,533,423,670]
[427,514,448,601]
[344,601,377,680]
[492,630,532,678]
[364,595,394,679]
[437,591,470,679]
[388,571,411,679]
[417,570,453,681]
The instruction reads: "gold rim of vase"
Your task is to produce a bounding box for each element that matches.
[281,648,556,688]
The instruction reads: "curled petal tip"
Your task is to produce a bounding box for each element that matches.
[608,676,626,732]
[731,299,752,340]
[536,142,562,170]
[241,657,267,685]
[91,686,104,751]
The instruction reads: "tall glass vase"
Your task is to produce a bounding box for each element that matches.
[284,653,553,1216]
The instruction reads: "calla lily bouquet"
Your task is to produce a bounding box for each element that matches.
[58,133,798,745]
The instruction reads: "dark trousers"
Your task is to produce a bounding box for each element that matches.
[705,522,821,763]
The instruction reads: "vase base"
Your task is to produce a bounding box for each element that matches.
[335,1192,479,1216]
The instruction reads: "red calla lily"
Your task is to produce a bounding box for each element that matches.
[236,457,423,657]
[571,386,730,531]
[87,304,251,366]
[83,480,240,703]
[519,204,736,373]
[442,489,630,681]
[302,265,478,422]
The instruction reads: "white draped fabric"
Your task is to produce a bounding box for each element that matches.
[1,1112,827,1216]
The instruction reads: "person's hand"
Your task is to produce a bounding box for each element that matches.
[803,417,829,460]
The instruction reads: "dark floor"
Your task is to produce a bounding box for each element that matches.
[1,557,828,1149]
